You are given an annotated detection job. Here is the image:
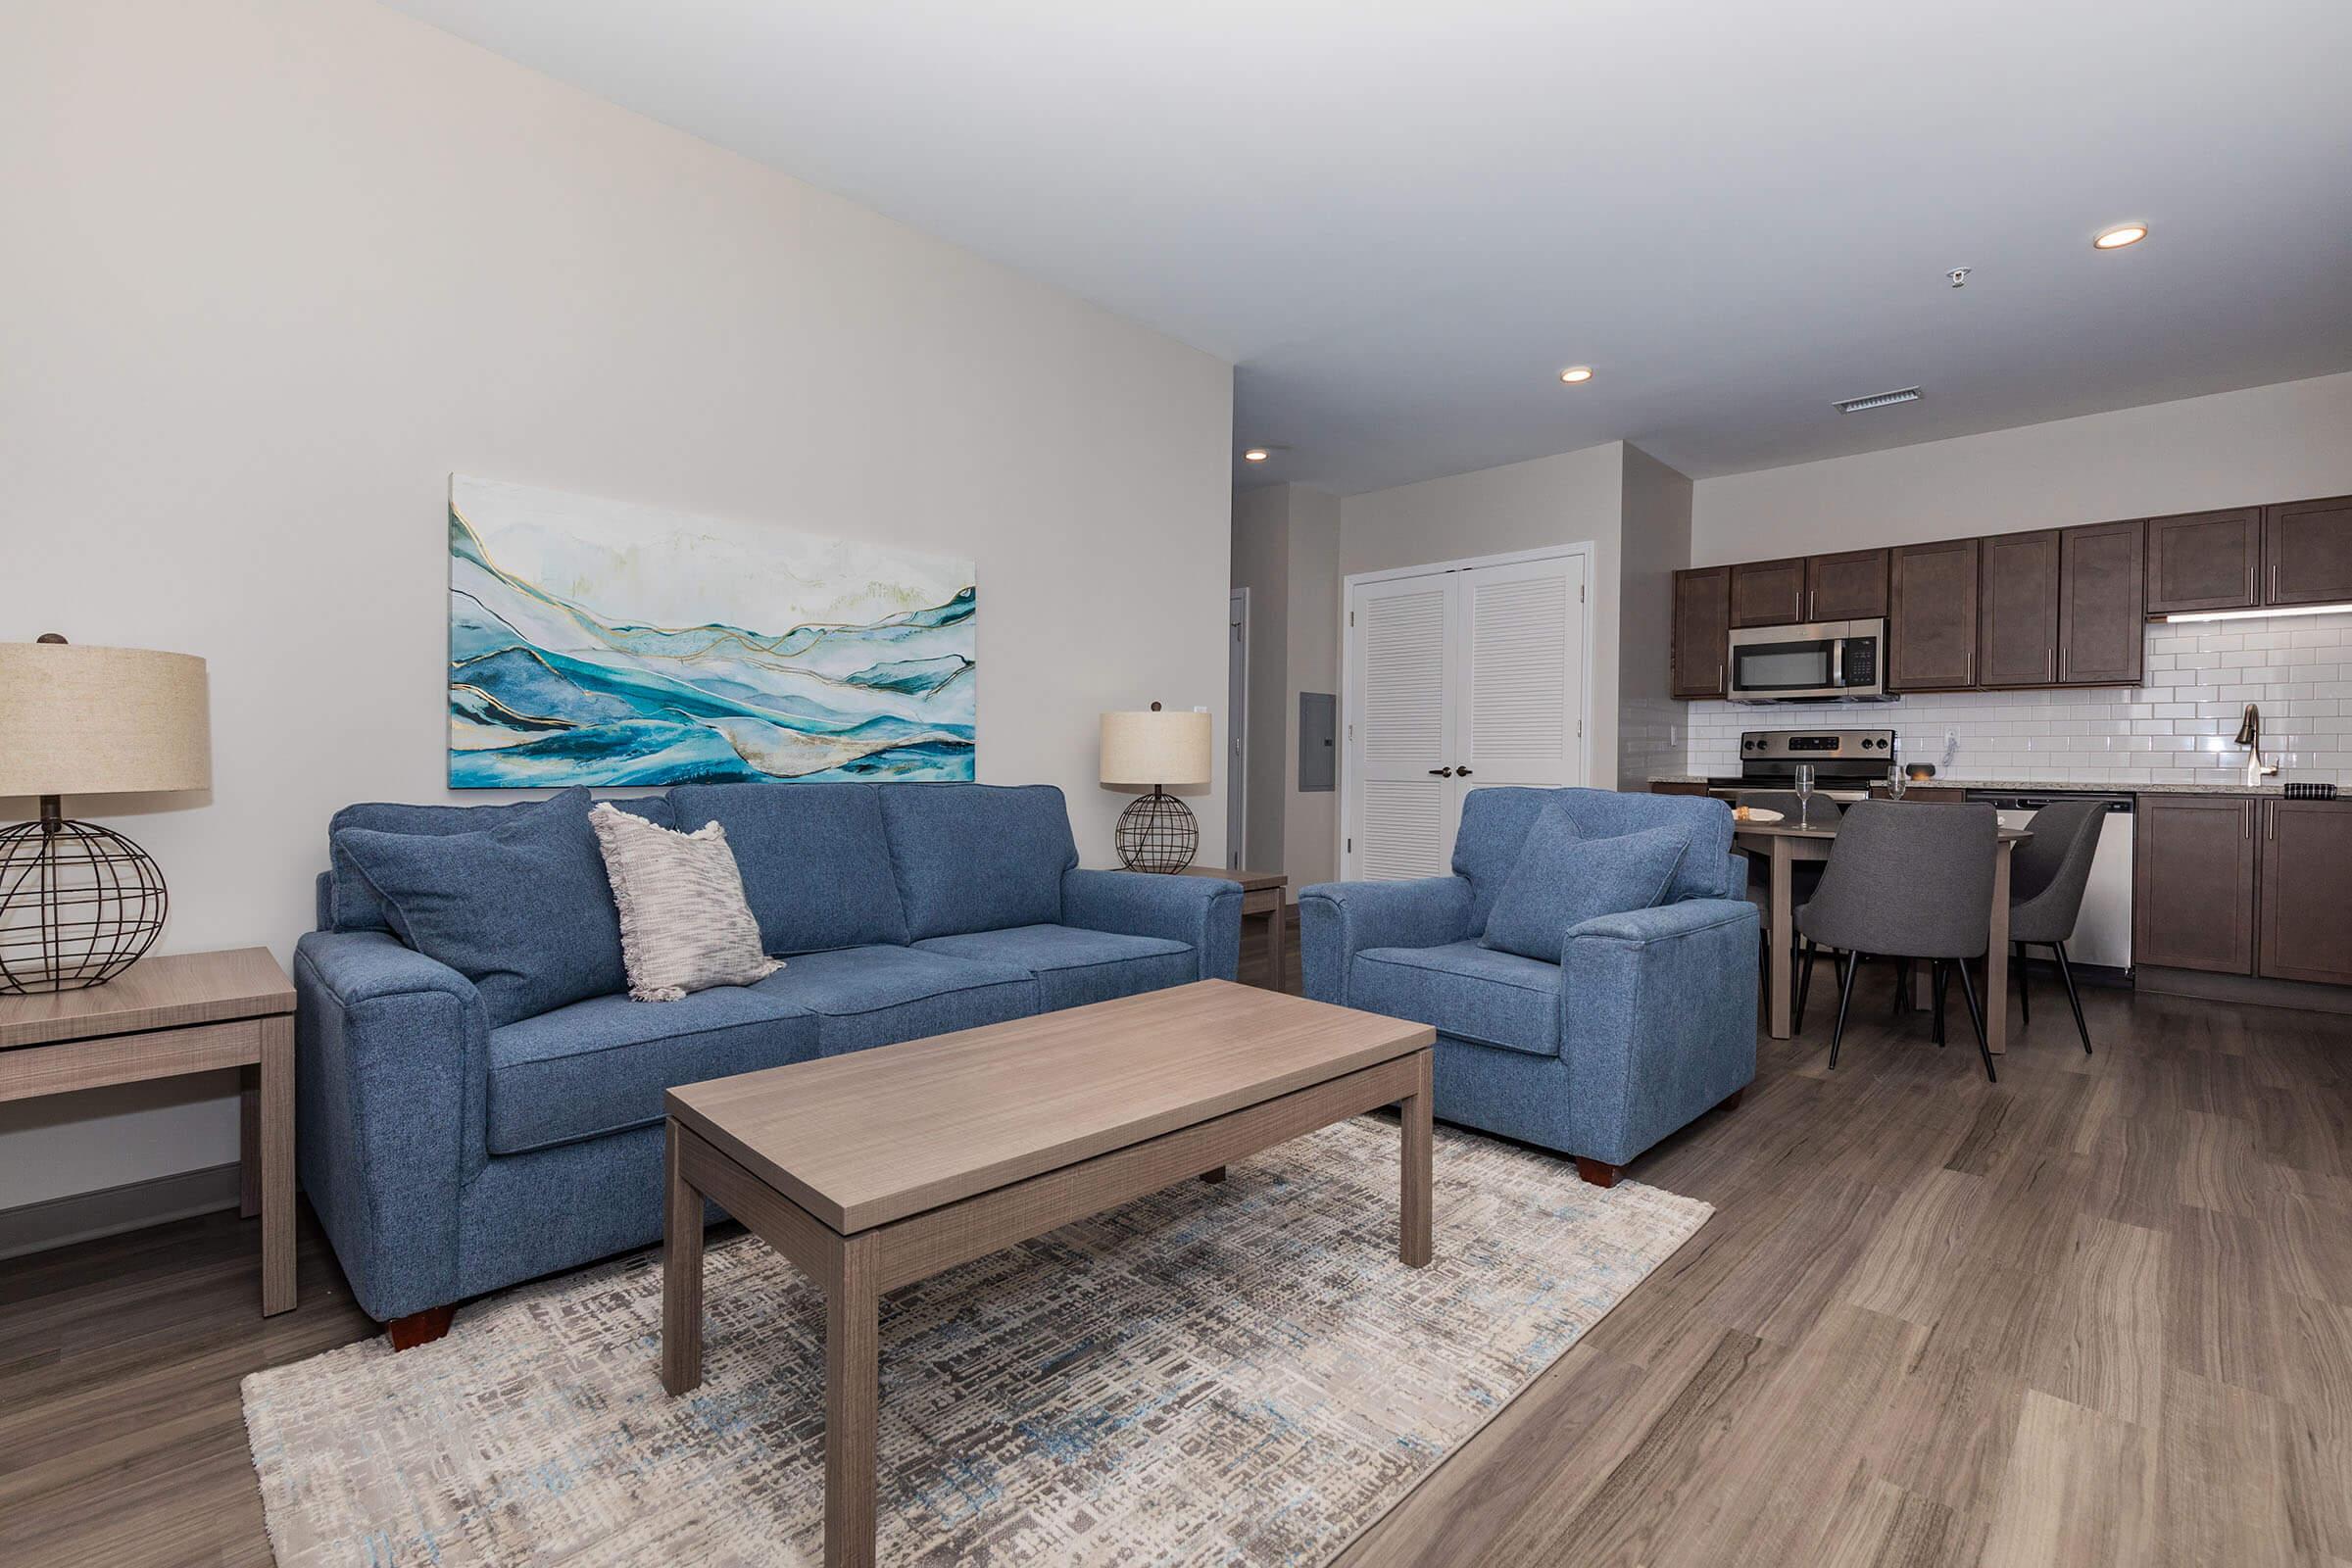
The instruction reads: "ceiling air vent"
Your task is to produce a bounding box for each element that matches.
[1834,386,1922,415]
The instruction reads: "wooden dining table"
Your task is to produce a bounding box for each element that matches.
[1735,816,2033,1054]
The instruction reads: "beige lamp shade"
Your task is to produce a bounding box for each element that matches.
[0,639,213,798]
[1100,709,1212,787]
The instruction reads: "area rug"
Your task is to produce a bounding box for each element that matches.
[244,1118,1710,1566]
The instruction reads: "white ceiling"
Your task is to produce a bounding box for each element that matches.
[385,0,2352,495]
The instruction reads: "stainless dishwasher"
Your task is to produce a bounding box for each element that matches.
[1965,791,2134,974]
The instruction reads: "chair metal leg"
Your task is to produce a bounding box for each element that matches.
[1796,939,1819,1031]
[2014,940,2031,1025]
[1953,953,1997,1083]
[2053,941,2093,1054]
[1933,959,1948,1046]
[1829,949,1861,1069]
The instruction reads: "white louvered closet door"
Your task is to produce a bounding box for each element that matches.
[1348,575,1456,881]
[1345,551,1590,880]
[1456,554,1588,791]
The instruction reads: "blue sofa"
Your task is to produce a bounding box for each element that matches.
[294,781,1241,1335]
[1300,787,1756,1186]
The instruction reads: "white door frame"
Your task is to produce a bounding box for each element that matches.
[1227,586,1249,870]
[1339,542,1596,880]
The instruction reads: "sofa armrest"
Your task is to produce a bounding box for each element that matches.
[1557,898,1758,1166]
[1725,854,1750,904]
[1298,876,1475,1007]
[293,930,491,1322]
[1061,867,1242,982]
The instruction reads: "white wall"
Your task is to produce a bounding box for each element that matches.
[1229,488,1291,870]
[1340,442,1627,781]
[1616,446,1694,788]
[0,0,1233,1217]
[1692,372,2352,564]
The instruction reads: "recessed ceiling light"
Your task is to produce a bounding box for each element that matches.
[1558,366,1594,384]
[1242,448,1270,463]
[2093,222,2148,250]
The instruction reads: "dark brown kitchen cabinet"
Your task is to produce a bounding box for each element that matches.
[1729,559,1808,628]
[1806,549,1889,621]
[2145,507,2260,614]
[2263,494,2352,608]
[2058,519,2146,685]
[2134,796,2257,975]
[1978,530,2062,687]
[1671,566,1731,700]
[1888,538,1979,690]
[2258,800,2352,985]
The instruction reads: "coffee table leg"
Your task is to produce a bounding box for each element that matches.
[662,1120,705,1396]
[1400,1049,1433,1267]
[827,1231,881,1568]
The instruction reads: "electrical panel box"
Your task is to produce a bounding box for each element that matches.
[1299,693,1337,793]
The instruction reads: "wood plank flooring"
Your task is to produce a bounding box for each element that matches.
[4,933,2348,1567]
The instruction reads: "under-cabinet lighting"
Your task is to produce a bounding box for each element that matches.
[2161,603,2352,623]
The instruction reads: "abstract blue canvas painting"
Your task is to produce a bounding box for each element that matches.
[449,475,975,787]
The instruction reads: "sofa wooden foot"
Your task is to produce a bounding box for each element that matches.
[385,1305,456,1350]
[1573,1156,1622,1190]
[1200,1166,1227,1184]
[1720,1088,1745,1111]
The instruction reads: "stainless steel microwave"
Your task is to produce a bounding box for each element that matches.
[1726,618,1889,702]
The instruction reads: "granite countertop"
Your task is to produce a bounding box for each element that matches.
[1647,772,2310,798]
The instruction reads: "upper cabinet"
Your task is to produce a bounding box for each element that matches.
[1806,549,1889,621]
[1978,530,2062,687]
[1729,559,1807,628]
[1888,538,1980,690]
[2058,519,2145,686]
[2265,494,2352,607]
[2145,507,2261,613]
[1670,566,1731,700]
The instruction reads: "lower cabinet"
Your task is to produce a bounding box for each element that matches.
[2134,796,2257,974]
[2259,799,2352,984]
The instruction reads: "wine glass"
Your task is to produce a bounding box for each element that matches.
[1794,764,1815,829]
[1886,760,1908,802]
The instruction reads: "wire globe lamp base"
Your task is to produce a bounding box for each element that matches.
[1114,790,1200,873]
[0,810,170,994]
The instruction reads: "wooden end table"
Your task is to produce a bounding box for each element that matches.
[661,979,1433,1568]
[1176,865,1290,990]
[0,949,297,1314]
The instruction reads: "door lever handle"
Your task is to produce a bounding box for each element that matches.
[1457,766,1474,777]
[1428,766,1455,777]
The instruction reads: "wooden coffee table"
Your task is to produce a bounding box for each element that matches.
[660,978,1436,1568]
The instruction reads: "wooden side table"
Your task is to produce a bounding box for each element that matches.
[0,949,297,1314]
[1176,866,1291,991]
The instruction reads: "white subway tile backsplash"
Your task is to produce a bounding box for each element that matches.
[1677,609,2352,787]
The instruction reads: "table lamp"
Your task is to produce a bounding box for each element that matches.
[1100,703,1212,872]
[0,634,212,992]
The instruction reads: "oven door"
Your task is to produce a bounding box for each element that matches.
[1727,622,1845,701]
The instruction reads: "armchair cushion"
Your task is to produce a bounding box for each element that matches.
[1349,940,1563,1057]
[331,787,624,1028]
[1480,810,1690,963]
[915,924,1196,1010]
[486,988,816,1155]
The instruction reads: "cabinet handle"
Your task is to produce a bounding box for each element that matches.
[2272,561,2279,603]
[1717,662,1725,693]
[2046,648,2053,681]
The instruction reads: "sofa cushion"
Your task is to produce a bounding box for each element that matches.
[485,987,817,1155]
[1453,787,1734,934]
[750,945,1040,1055]
[1481,814,1690,963]
[914,923,1195,1011]
[332,788,626,1029]
[667,782,909,954]
[876,783,1078,940]
[328,793,672,934]
[1349,940,1562,1057]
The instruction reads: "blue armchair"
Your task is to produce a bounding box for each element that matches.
[1301,788,1757,1185]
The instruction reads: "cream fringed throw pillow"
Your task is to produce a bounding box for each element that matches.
[588,803,784,1002]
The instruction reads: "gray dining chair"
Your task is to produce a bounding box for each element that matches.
[1738,791,1840,1014]
[2005,798,2107,1055]
[1794,800,2001,1082]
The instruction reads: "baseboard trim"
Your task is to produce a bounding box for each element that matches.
[0,1162,243,1261]
[2135,965,2352,1016]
